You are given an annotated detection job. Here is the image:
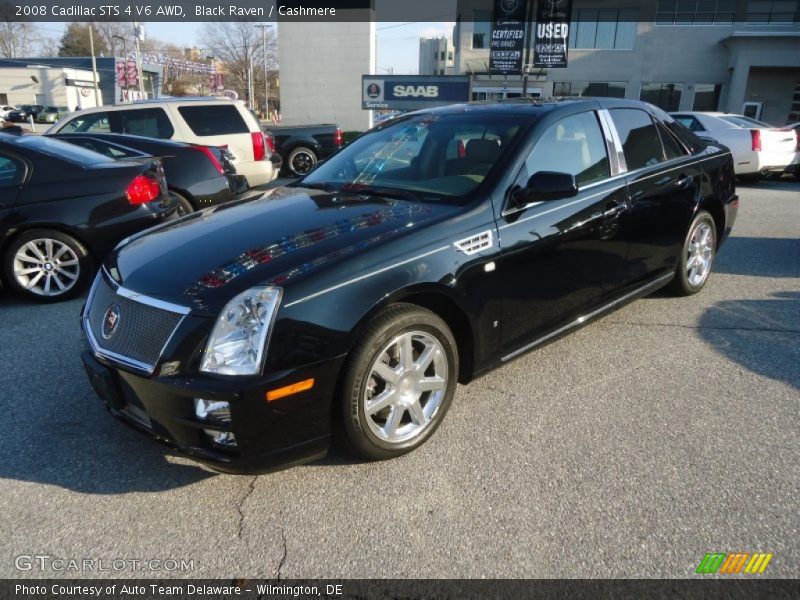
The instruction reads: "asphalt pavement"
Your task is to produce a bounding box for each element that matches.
[0,180,797,579]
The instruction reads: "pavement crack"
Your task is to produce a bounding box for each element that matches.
[276,509,288,580]
[606,320,800,335]
[236,476,257,539]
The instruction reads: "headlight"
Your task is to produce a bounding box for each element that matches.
[200,286,282,376]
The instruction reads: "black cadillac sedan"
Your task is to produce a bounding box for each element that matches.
[80,99,738,472]
[0,133,175,301]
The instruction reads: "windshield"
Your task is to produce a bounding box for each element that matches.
[300,113,530,200]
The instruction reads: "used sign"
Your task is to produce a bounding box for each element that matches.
[533,0,573,68]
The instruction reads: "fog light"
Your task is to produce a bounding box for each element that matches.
[204,430,237,448]
[194,398,231,423]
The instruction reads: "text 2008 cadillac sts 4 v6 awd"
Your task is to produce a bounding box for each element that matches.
[81,99,738,473]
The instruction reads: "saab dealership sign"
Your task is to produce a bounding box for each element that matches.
[533,0,573,68]
[362,76,471,111]
[489,0,528,74]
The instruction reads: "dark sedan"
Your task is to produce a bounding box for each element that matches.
[80,99,737,472]
[0,133,176,301]
[50,133,249,214]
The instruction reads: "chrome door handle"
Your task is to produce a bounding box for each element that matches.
[675,174,694,189]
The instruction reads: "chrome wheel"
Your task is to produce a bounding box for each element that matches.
[12,238,80,297]
[363,331,448,444]
[686,221,714,287]
[290,149,316,176]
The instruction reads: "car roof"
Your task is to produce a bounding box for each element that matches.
[63,96,237,116]
[398,97,657,118]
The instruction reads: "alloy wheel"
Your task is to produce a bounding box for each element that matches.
[290,150,316,176]
[686,221,714,287]
[12,238,80,297]
[363,331,448,444]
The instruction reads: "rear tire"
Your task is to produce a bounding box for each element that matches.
[339,304,459,461]
[668,210,717,297]
[3,229,92,302]
[170,190,194,216]
[286,146,317,177]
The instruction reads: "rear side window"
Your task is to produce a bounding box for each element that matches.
[609,108,664,170]
[59,111,111,133]
[13,135,113,165]
[656,122,687,160]
[0,152,24,185]
[118,108,174,139]
[178,105,249,136]
[673,115,705,132]
[525,111,610,187]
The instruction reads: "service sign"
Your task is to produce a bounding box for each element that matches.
[533,0,573,68]
[362,76,471,111]
[489,0,529,74]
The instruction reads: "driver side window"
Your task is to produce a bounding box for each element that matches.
[524,111,610,188]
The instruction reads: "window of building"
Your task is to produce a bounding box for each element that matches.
[448,51,453,61]
[440,51,446,60]
[473,11,491,49]
[553,82,627,98]
[609,109,665,170]
[656,0,736,24]
[746,0,799,22]
[525,111,611,187]
[0,94,7,105]
[568,9,638,49]
[640,83,683,111]
[692,84,722,110]
[119,108,174,139]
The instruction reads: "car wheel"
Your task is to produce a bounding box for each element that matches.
[3,229,92,302]
[340,303,459,461]
[170,191,194,216]
[668,210,717,297]
[287,146,317,177]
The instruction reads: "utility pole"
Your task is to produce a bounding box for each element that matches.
[521,0,535,97]
[134,21,145,98]
[88,24,100,106]
[256,24,270,118]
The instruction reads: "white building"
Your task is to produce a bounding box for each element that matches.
[0,66,102,111]
[419,37,455,76]
[278,20,376,131]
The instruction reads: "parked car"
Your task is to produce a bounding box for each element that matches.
[264,123,343,176]
[784,122,800,180]
[80,99,737,472]
[48,97,279,188]
[671,111,797,180]
[7,105,43,123]
[35,106,69,124]
[50,133,250,215]
[0,106,18,119]
[0,133,176,301]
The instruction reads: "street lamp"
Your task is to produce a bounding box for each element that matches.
[255,24,272,118]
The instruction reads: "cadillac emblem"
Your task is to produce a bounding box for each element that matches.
[102,304,121,340]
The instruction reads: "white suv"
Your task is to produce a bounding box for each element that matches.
[48,97,278,187]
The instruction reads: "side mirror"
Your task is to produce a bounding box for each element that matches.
[513,171,578,206]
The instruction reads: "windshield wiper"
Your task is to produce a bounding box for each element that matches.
[339,183,419,202]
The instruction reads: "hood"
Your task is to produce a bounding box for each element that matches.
[109,186,456,314]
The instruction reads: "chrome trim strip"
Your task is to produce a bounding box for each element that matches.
[101,269,190,315]
[597,108,625,176]
[83,319,155,375]
[599,108,628,173]
[284,245,451,308]
[501,272,674,362]
[499,184,627,230]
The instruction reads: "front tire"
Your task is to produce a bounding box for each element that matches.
[668,210,717,296]
[339,304,459,461]
[3,229,92,302]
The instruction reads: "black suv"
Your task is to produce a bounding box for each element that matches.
[80,99,738,472]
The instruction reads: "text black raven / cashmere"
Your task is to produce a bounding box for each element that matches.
[80,99,738,472]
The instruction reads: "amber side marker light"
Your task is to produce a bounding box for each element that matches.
[266,378,315,402]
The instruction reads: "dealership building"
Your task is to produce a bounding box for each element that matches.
[453,0,800,125]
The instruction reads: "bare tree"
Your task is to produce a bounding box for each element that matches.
[198,21,277,106]
[0,22,38,58]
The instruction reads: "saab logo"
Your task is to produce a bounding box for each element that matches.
[393,85,439,98]
[696,552,773,574]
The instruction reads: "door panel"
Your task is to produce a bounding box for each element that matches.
[497,179,630,353]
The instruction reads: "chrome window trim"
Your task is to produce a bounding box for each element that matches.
[598,108,628,173]
[82,268,189,375]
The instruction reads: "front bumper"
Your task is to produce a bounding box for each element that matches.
[81,349,345,474]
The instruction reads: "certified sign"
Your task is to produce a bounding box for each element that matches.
[489,0,528,74]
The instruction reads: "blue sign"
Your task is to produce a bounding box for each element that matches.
[362,75,471,111]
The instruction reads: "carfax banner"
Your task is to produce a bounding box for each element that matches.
[533,0,573,68]
[488,0,529,75]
